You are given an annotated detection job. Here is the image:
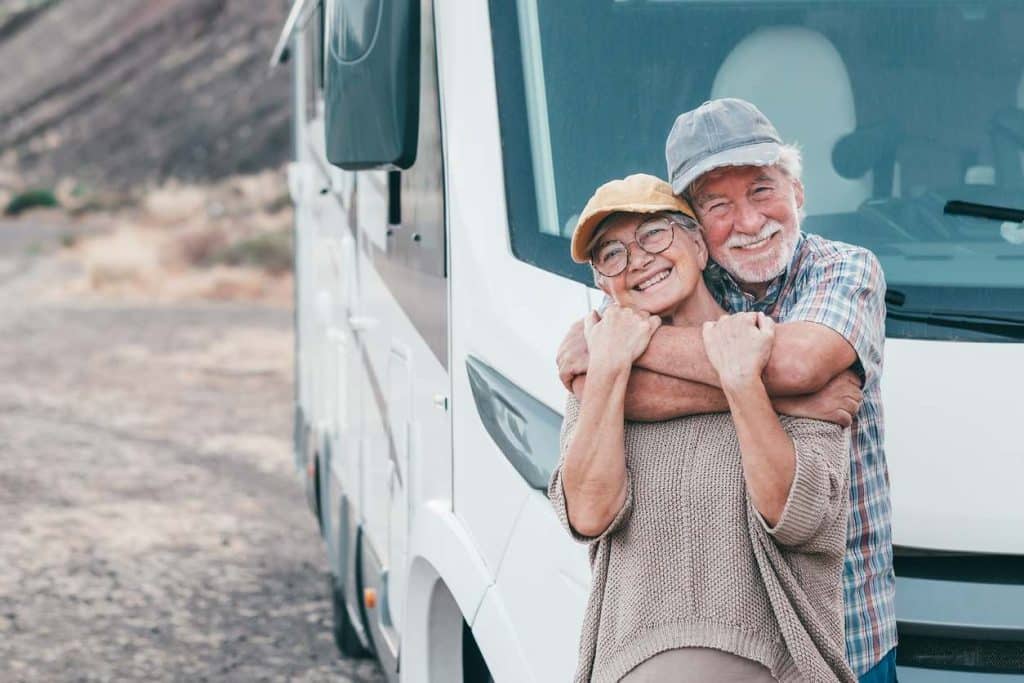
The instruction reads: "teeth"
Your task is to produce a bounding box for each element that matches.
[736,233,775,250]
[636,270,670,291]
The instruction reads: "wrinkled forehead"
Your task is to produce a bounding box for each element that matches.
[692,164,784,201]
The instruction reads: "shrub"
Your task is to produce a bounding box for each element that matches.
[5,189,59,215]
[205,232,293,274]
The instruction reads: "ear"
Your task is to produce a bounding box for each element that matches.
[793,178,805,210]
[687,229,709,271]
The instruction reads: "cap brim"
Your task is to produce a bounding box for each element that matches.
[570,201,694,263]
[670,141,782,195]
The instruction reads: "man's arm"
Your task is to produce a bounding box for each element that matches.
[635,321,857,396]
[559,315,855,400]
[572,369,729,422]
[556,245,883,423]
[572,365,861,426]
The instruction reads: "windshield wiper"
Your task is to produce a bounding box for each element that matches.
[886,309,1024,339]
[944,200,1024,223]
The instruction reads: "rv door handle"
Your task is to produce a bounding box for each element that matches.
[348,315,378,332]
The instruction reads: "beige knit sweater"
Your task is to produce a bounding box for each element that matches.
[550,395,855,683]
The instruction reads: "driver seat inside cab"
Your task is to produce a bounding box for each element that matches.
[709,25,871,216]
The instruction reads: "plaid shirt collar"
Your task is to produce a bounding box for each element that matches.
[705,232,807,313]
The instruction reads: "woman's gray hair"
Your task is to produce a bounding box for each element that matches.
[588,210,702,286]
[665,211,701,232]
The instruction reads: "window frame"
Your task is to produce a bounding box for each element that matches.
[488,0,593,286]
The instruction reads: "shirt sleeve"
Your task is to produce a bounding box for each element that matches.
[759,416,850,549]
[783,247,886,387]
[547,394,634,544]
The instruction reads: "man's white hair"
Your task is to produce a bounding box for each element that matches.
[774,143,803,181]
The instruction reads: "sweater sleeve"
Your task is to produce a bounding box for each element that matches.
[547,394,634,544]
[758,416,850,548]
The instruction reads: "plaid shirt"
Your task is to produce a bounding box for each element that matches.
[705,232,897,675]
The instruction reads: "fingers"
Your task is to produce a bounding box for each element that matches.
[840,368,864,388]
[701,320,715,348]
[717,311,762,326]
[557,315,593,390]
[561,366,577,393]
[647,315,662,334]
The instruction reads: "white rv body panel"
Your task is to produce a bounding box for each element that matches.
[495,492,589,682]
[885,340,1024,554]
[440,0,589,580]
[472,584,535,683]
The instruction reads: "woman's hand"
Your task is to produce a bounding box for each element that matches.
[702,312,775,392]
[583,305,662,373]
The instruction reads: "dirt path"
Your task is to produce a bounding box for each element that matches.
[0,221,385,682]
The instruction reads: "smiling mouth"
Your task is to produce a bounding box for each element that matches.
[634,268,672,291]
[733,231,779,251]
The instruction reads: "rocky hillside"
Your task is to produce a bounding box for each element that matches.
[0,0,292,190]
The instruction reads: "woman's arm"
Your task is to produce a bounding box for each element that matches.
[720,375,795,527]
[703,313,794,526]
[558,364,632,537]
[556,306,660,539]
[764,417,849,549]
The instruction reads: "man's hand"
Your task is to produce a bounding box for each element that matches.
[557,316,590,391]
[772,370,863,427]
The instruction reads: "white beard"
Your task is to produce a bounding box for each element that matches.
[715,220,799,286]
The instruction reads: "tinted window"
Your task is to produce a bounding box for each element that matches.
[490,0,1024,340]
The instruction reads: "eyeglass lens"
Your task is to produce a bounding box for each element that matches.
[592,218,676,277]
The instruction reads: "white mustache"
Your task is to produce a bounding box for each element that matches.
[726,221,783,248]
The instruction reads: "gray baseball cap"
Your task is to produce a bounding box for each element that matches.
[666,98,783,196]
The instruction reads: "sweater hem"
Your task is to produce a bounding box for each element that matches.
[592,621,800,683]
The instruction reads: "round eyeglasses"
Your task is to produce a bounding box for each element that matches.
[590,217,682,278]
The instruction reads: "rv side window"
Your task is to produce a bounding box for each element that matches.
[302,1,324,122]
[488,3,595,286]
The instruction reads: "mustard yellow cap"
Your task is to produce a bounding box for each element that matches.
[570,173,696,263]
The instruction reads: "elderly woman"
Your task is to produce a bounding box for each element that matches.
[549,174,855,682]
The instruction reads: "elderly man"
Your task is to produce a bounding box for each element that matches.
[557,98,896,683]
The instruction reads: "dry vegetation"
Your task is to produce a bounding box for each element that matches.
[46,168,295,304]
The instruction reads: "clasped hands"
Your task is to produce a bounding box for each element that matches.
[558,306,862,427]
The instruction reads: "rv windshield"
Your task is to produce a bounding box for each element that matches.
[489,0,1024,341]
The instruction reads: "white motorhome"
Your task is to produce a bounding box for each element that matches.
[272,1,1024,681]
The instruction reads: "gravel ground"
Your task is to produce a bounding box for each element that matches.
[0,219,385,682]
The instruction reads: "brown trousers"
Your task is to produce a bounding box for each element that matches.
[619,647,777,682]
